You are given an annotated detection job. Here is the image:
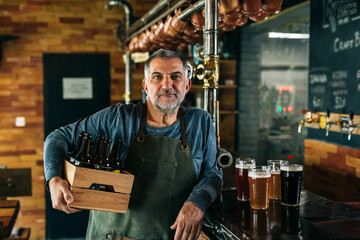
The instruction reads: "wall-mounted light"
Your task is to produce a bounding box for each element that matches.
[268,32,310,39]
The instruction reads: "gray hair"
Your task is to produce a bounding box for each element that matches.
[144,49,188,80]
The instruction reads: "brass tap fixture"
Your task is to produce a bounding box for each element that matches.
[196,55,220,89]
[298,110,318,133]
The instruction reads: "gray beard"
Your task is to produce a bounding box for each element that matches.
[149,89,182,115]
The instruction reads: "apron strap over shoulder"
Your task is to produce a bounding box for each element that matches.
[178,108,189,151]
[136,103,147,143]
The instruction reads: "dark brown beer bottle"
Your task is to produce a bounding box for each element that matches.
[110,138,122,173]
[68,131,85,163]
[74,133,90,167]
[81,134,93,168]
[96,137,112,171]
[91,134,104,167]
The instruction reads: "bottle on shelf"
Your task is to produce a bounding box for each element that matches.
[68,131,85,163]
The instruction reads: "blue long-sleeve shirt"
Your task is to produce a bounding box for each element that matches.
[43,103,222,212]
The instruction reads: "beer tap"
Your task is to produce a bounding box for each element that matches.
[298,110,316,133]
[298,110,312,133]
[348,111,354,141]
[325,110,338,137]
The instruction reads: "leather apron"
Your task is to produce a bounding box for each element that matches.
[86,104,197,240]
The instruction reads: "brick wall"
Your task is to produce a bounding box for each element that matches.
[0,1,155,239]
[304,139,360,201]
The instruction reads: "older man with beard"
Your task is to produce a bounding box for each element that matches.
[43,49,222,240]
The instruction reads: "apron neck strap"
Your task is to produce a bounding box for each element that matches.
[137,103,189,151]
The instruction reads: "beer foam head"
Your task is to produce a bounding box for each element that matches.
[248,171,270,178]
[280,164,303,172]
[236,163,255,169]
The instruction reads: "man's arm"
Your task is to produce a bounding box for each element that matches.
[171,109,223,240]
[48,176,81,214]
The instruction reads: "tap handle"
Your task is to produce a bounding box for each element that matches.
[326,109,331,119]
[349,111,354,121]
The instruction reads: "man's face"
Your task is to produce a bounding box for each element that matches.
[143,58,191,113]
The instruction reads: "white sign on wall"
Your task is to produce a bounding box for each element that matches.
[62,77,93,99]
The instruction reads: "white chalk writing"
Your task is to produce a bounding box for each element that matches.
[313,96,323,108]
[334,96,346,109]
[333,89,348,95]
[310,74,327,84]
[330,80,346,88]
[334,31,360,52]
[311,85,326,94]
[332,70,348,79]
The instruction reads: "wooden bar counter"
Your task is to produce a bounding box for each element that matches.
[203,190,360,239]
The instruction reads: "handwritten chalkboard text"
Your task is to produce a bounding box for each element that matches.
[310,74,327,84]
[334,31,360,52]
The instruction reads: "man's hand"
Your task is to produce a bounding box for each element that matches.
[48,176,81,214]
[170,202,204,240]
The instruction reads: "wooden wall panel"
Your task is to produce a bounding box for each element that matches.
[0,1,157,239]
[304,139,360,202]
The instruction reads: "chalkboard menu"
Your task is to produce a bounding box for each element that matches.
[309,0,360,147]
[309,0,360,113]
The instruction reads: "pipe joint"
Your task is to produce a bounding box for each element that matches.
[217,148,233,168]
[196,55,219,89]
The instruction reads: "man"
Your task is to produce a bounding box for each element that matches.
[44,49,222,240]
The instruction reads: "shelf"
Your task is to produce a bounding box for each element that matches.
[220,110,239,115]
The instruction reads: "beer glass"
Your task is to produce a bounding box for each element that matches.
[280,164,303,206]
[235,158,256,201]
[267,160,288,200]
[248,166,271,209]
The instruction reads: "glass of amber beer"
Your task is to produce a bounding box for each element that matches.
[248,166,271,209]
[235,158,256,201]
[267,160,288,200]
[280,164,303,206]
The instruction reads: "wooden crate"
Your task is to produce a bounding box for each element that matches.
[64,160,134,213]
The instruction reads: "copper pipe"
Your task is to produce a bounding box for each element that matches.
[240,0,262,17]
[262,0,282,14]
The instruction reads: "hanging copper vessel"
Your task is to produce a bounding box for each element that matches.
[240,0,262,17]
[170,8,187,36]
[262,0,282,14]
[191,10,205,31]
[248,9,269,21]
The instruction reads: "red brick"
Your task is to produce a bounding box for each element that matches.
[27,1,51,6]
[327,152,346,162]
[59,17,84,24]
[0,5,20,11]
[30,56,42,62]
[0,17,12,27]
[320,158,346,171]
[0,150,36,156]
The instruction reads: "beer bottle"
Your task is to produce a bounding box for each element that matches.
[81,134,93,168]
[91,134,104,167]
[109,138,122,173]
[68,131,85,163]
[74,133,90,167]
[96,137,112,171]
